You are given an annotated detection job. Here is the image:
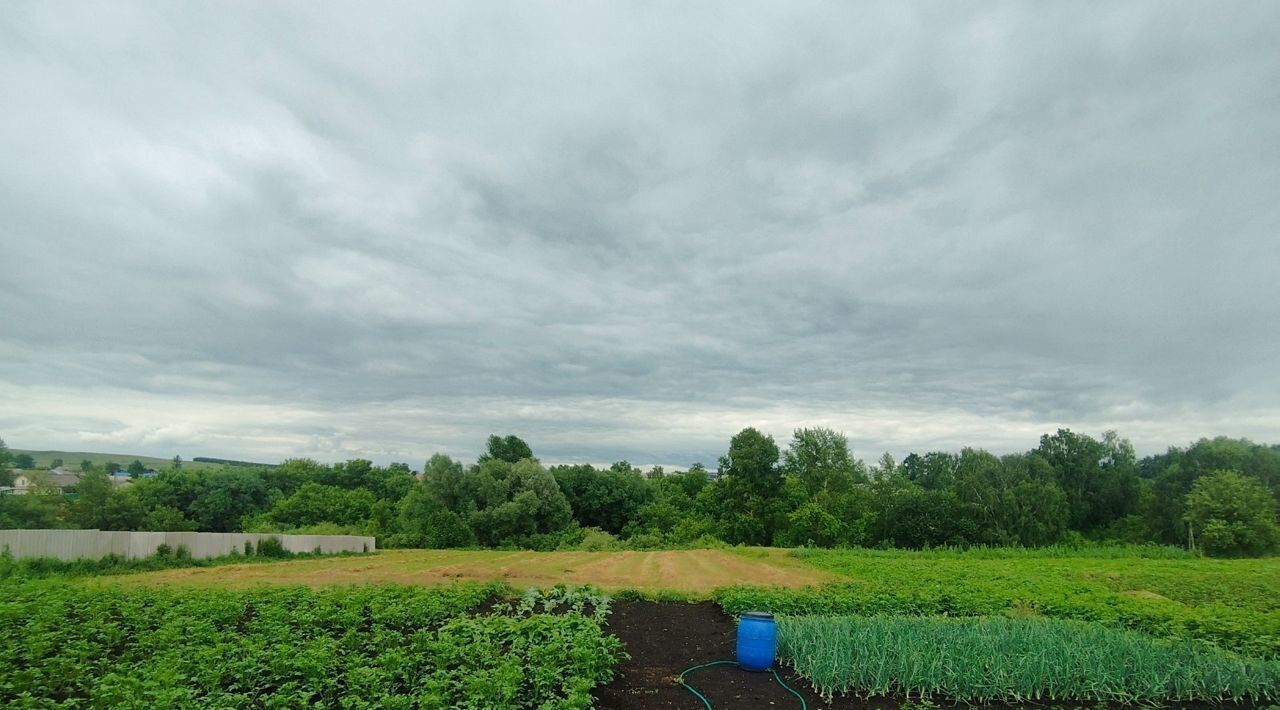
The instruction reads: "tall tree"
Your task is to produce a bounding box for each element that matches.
[782,427,866,496]
[478,435,534,464]
[901,451,959,490]
[710,428,787,545]
[719,428,782,497]
[1184,470,1279,556]
[1032,429,1138,532]
[70,470,115,529]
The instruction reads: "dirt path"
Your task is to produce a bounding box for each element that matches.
[100,548,836,592]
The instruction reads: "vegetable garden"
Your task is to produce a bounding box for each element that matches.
[0,580,623,708]
[2,546,1277,707]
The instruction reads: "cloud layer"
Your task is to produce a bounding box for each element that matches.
[3,2,1279,465]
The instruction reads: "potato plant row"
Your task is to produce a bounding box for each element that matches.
[0,580,623,708]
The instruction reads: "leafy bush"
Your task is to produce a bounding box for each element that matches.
[577,527,621,551]
[779,615,1280,703]
[254,536,287,558]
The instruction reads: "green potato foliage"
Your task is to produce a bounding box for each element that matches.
[0,580,623,709]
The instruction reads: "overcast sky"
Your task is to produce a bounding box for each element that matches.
[2,2,1278,468]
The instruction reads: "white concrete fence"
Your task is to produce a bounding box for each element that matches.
[0,529,375,561]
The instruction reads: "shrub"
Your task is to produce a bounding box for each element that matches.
[577,527,620,551]
[254,537,287,558]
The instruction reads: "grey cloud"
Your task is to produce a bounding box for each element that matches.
[2,2,1279,466]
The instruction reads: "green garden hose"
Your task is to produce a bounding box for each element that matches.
[676,659,807,710]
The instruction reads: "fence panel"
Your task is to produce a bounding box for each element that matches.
[0,529,376,561]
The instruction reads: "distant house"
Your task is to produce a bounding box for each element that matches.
[11,469,82,495]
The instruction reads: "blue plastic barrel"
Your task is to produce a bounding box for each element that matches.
[736,611,777,672]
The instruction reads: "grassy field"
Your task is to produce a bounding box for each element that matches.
[10,449,226,472]
[98,548,837,593]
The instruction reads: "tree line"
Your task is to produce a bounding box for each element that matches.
[1,430,1277,556]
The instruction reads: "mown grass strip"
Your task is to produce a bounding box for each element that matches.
[777,615,1280,703]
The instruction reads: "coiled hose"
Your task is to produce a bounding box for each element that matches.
[676,659,807,710]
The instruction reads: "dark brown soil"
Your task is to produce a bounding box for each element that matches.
[595,599,830,710]
[594,601,1262,710]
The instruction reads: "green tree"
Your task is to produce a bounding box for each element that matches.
[0,437,9,470]
[269,482,375,528]
[11,453,34,469]
[719,428,782,497]
[1140,438,1280,545]
[187,469,271,532]
[171,455,183,470]
[262,458,326,497]
[708,428,788,545]
[70,470,115,529]
[552,463,653,535]
[782,427,866,496]
[0,493,67,529]
[99,489,146,530]
[873,483,981,548]
[1184,470,1279,556]
[49,458,63,469]
[1033,429,1138,532]
[395,483,476,548]
[141,506,198,532]
[870,452,898,479]
[777,502,845,547]
[104,461,121,475]
[900,452,959,490]
[469,459,573,546]
[478,435,534,464]
[127,460,147,478]
[422,454,468,511]
[80,459,93,472]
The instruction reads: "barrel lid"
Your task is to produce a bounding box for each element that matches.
[740,611,774,620]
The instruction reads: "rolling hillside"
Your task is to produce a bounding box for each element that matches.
[10,450,232,473]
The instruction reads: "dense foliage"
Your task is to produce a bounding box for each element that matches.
[777,615,1280,703]
[3,430,1277,557]
[715,548,1280,658]
[0,580,623,708]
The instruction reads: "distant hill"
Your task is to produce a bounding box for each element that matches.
[9,450,229,473]
[191,456,276,468]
